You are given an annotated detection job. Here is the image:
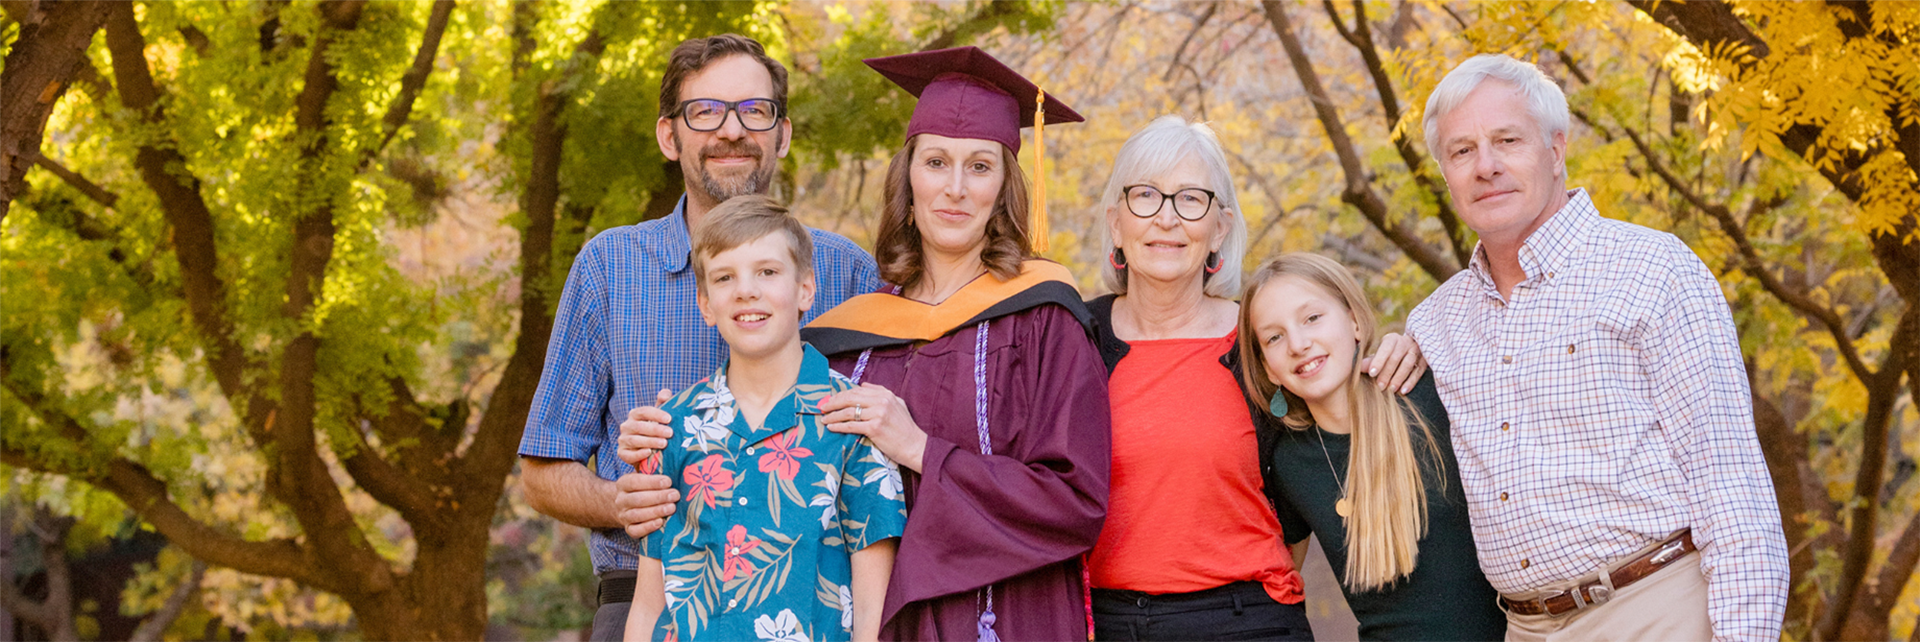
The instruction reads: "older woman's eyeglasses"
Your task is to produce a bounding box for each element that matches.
[676,98,784,132]
[1123,185,1216,221]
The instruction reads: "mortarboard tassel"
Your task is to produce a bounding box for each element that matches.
[1031,89,1049,254]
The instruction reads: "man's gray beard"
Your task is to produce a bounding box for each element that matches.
[695,162,776,202]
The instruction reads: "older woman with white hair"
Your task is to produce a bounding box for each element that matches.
[1083,116,1424,641]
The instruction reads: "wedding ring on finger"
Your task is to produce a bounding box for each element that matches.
[854,404,864,420]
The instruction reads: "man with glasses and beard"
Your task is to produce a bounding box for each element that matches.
[517,34,880,642]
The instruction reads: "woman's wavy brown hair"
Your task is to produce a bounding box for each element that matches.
[873,135,1032,290]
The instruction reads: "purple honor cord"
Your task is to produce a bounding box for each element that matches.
[848,320,998,642]
[972,321,999,642]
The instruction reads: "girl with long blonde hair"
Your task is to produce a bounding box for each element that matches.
[1237,253,1503,641]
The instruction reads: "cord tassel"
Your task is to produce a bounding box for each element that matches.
[977,609,1001,642]
[1031,89,1049,254]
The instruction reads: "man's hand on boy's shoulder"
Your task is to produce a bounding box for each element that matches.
[618,388,679,539]
[618,390,675,467]
[615,473,677,539]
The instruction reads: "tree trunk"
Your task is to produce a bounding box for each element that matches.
[0,0,112,219]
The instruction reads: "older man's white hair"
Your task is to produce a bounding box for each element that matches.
[1097,115,1249,298]
[1422,54,1571,162]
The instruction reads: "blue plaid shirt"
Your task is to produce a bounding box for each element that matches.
[519,196,881,575]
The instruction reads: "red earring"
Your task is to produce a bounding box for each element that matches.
[1204,251,1223,274]
[1109,248,1128,270]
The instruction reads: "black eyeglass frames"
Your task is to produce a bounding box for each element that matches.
[675,98,784,132]
[1122,184,1216,221]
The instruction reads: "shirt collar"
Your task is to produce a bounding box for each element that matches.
[711,343,830,440]
[645,195,693,273]
[1467,187,1597,294]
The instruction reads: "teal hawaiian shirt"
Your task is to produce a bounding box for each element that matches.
[640,344,907,642]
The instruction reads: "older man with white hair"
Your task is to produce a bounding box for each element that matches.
[1404,54,1788,642]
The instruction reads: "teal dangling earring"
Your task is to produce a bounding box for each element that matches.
[1268,388,1290,417]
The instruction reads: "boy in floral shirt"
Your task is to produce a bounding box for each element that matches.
[624,196,905,642]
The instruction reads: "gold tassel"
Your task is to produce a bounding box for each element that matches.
[1032,89,1049,254]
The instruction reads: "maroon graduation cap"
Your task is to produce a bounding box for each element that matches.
[864,46,1084,251]
[863,46,1084,154]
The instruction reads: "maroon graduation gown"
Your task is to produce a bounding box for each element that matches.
[824,303,1111,641]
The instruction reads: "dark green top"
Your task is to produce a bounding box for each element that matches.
[1270,374,1505,641]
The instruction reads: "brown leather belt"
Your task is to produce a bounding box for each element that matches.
[1499,528,1696,617]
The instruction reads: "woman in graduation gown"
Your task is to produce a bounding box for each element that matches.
[805,47,1110,642]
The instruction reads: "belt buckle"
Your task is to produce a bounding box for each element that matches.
[1570,584,1611,610]
[1533,589,1565,616]
[1650,539,1687,566]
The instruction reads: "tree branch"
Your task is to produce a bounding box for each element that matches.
[99,456,321,588]
[0,353,318,587]
[0,0,112,220]
[339,417,441,527]
[103,2,256,414]
[1840,504,1920,640]
[34,512,77,641]
[1324,0,1470,267]
[361,374,434,457]
[1629,0,1910,233]
[1321,0,1359,47]
[23,155,155,288]
[267,0,400,598]
[1163,2,1218,82]
[376,0,454,154]
[1823,312,1916,639]
[0,556,55,636]
[30,152,118,208]
[127,559,206,642]
[1613,123,1875,382]
[1259,0,1459,281]
[1746,360,1829,625]
[456,21,608,508]
[923,0,1024,51]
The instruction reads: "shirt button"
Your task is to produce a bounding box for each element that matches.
[1502,355,1513,364]
[738,497,748,506]
[730,546,740,555]
[1567,344,1576,354]
[746,447,756,454]
[1500,422,1510,431]
[728,598,738,609]
[1521,558,1531,569]
[1500,492,1509,501]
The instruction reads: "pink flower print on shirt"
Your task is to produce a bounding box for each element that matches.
[756,429,813,481]
[685,455,735,509]
[722,524,763,581]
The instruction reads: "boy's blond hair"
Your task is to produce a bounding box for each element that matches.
[691,196,814,289]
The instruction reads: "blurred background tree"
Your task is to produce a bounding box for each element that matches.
[2,1,1913,640]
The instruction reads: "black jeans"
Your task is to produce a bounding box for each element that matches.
[1093,581,1314,641]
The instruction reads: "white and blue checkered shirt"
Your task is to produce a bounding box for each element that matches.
[1407,189,1788,641]
[518,196,880,575]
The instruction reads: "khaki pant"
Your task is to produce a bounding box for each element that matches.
[1502,551,1711,642]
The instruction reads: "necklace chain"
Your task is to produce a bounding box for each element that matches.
[1314,426,1351,517]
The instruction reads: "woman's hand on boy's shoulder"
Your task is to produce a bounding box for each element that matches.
[820,383,928,474]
